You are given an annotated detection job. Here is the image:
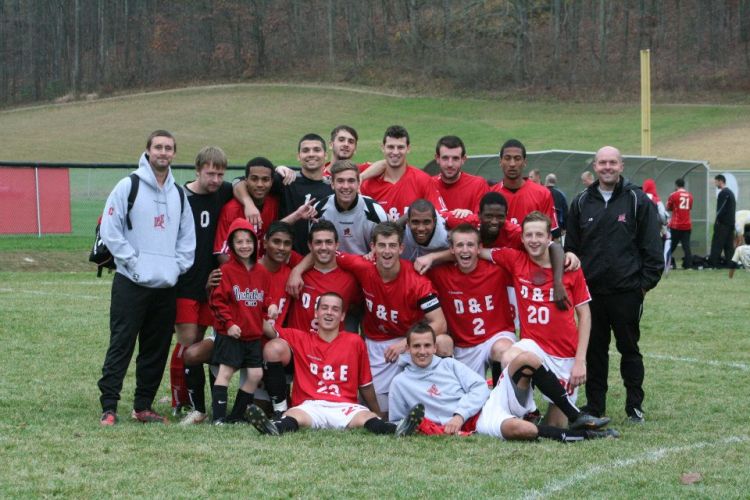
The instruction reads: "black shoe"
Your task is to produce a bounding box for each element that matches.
[247,404,280,436]
[579,405,603,418]
[585,428,621,439]
[212,418,226,426]
[626,408,645,424]
[395,403,424,437]
[569,413,611,430]
[271,410,285,422]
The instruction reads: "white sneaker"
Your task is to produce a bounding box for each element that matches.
[180,410,207,426]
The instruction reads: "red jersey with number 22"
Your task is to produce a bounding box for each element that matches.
[277,327,372,406]
[489,248,590,358]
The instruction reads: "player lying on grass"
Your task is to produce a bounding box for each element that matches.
[246,292,424,436]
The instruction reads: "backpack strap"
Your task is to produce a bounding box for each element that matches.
[125,173,140,231]
[175,183,186,215]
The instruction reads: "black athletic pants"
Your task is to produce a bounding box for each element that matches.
[669,228,692,268]
[99,273,177,412]
[585,289,644,417]
[709,222,734,268]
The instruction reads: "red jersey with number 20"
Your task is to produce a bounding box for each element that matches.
[277,327,372,406]
[427,260,514,348]
[489,248,590,358]
[337,253,440,341]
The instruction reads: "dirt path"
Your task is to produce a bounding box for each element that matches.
[656,123,750,170]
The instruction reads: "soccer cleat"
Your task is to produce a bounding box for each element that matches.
[271,410,285,423]
[180,410,207,426]
[246,404,280,436]
[569,413,611,430]
[626,408,645,424]
[100,410,117,426]
[395,403,425,437]
[212,418,226,426]
[132,409,168,424]
[585,428,621,439]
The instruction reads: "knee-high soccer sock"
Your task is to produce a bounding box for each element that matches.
[276,416,300,434]
[364,417,397,435]
[263,362,288,412]
[184,363,206,413]
[211,385,228,422]
[531,365,581,421]
[208,366,216,388]
[491,361,503,386]
[536,425,586,442]
[228,389,254,422]
[170,343,188,408]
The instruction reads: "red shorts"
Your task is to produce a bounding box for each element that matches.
[417,413,480,436]
[175,298,213,327]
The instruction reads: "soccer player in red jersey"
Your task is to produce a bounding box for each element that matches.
[247,293,424,436]
[360,125,446,220]
[482,211,592,428]
[443,192,523,251]
[322,125,372,177]
[431,135,489,214]
[490,139,558,232]
[666,178,694,269]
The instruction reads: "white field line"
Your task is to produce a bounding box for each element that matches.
[0,288,100,300]
[524,435,750,499]
[645,352,750,371]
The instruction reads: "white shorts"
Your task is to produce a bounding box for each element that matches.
[454,331,516,377]
[365,338,408,396]
[475,366,535,440]
[513,338,578,404]
[294,400,371,430]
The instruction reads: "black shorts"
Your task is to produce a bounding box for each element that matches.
[212,335,262,369]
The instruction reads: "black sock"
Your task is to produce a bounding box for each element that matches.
[211,385,228,421]
[276,416,299,434]
[491,361,503,386]
[228,389,253,421]
[531,365,581,422]
[263,361,288,410]
[536,424,586,442]
[185,363,206,413]
[364,417,397,435]
[208,367,216,388]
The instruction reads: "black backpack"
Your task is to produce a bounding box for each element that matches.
[89,174,185,277]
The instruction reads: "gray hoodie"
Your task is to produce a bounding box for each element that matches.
[100,152,195,288]
[388,356,490,424]
[401,214,450,261]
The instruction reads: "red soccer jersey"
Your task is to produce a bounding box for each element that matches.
[277,328,373,406]
[286,267,362,332]
[214,196,280,258]
[445,213,523,250]
[489,248,591,358]
[427,260,514,348]
[667,188,693,230]
[490,180,558,230]
[259,251,303,329]
[433,172,489,213]
[210,258,276,341]
[323,161,371,177]
[360,166,447,220]
[337,253,440,341]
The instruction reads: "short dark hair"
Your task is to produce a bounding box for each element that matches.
[479,191,508,213]
[435,135,466,156]
[675,178,685,188]
[499,139,526,158]
[715,174,726,183]
[309,220,339,243]
[146,129,176,152]
[522,211,551,233]
[316,291,344,310]
[330,160,360,180]
[371,221,404,244]
[383,125,410,146]
[408,199,436,220]
[245,156,274,177]
[265,221,293,240]
[330,125,359,143]
[406,321,436,345]
[449,224,480,247]
[298,133,327,152]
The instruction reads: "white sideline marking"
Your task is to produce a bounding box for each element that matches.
[0,288,99,300]
[645,353,750,371]
[525,435,750,499]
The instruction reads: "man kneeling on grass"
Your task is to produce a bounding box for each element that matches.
[247,292,423,436]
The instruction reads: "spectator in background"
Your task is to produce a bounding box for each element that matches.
[544,173,568,240]
[581,171,595,188]
[528,169,541,184]
[666,178,694,270]
[708,174,736,268]
[642,179,670,270]
[728,231,750,278]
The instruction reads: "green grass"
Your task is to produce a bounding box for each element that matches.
[1,270,748,498]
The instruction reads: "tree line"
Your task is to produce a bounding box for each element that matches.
[1,0,749,106]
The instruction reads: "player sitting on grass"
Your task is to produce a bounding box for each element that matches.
[728,230,750,278]
[209,218,278,425]
[247,292,424,436]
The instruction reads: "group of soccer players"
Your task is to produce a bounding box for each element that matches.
[159,124,619,440]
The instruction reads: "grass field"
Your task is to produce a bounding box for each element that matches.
[1,269,749,498]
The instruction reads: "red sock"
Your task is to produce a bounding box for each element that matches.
[170,343,188,408]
